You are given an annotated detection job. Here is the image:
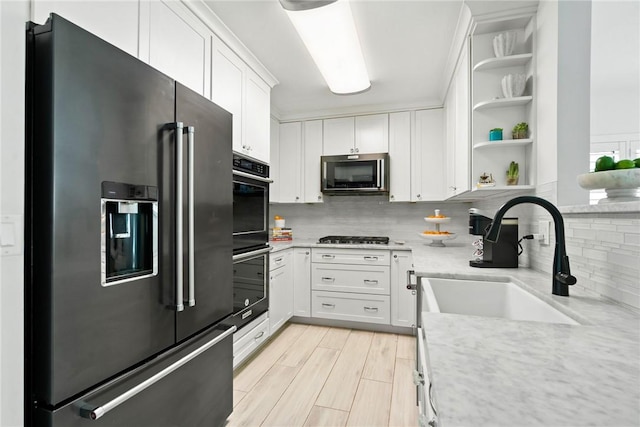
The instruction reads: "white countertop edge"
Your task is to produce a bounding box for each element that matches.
[559,200,640,214]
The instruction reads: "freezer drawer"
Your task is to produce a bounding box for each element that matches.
[34,324,235,427]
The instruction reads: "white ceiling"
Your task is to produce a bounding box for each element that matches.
[204,0,465,120]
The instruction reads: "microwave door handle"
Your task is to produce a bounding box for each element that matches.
[186,126,195,307]
[232,170,273,184]
[377,159,382,188]
[175,122,185,312]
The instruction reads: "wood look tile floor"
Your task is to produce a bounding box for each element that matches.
[228,323,418,427]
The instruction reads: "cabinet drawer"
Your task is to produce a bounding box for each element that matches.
[270,249,291,271]
[311,264,390,295]
[311,291,390,325]
[233,316,270,368]
[311,248,390,266]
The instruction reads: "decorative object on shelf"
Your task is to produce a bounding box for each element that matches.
[489,128,503,141]
[577,168,640,203]
[421,209,456,247]
[501,73,526,98]
[506,161,519,185]
[477,172,496,188]
[492,31,517,57]
[512,122,529,139]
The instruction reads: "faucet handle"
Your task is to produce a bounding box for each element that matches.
[555,272,577,286]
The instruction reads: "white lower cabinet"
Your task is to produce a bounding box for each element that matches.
[310,248,391,326]
[391,250,416,327]
[311,291,391,325]
[293,248,311,317]
[269,249,293,334]
[233,313,270,369]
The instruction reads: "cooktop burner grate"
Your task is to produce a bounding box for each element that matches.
[318,236,390,245]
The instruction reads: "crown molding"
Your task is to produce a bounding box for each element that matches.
[182,0,279,88]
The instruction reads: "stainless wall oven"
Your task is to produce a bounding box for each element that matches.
[231,153,271,330]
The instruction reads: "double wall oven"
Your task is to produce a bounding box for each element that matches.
[231,153,271,330]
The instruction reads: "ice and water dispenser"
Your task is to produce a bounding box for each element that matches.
[101,181,158,285]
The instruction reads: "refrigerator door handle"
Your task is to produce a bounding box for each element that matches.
[186,125,196,307]
[77,324,237,420]
[175,122,185,312]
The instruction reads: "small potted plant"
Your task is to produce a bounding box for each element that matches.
[489,128,503,141]
[506,161,519,185]
[512,122,528,139]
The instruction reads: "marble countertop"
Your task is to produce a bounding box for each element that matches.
[270,238,640,426]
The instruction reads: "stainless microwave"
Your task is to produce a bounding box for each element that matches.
[321,153,389,194]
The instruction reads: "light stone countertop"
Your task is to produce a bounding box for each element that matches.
[269,238,640,426]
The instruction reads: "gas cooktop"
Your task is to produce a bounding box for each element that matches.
[318,236,390,245]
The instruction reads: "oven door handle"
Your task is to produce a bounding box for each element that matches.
[233,170,273,184]
[233,246,273,263]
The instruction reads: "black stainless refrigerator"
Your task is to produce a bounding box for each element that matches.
[25,14,235,426]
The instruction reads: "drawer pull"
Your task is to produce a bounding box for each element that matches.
[321,277,335,282]
[322,254,335,259]
[274,257,283,263]
[363,256,379,261]
[363,279,379,285]
[363,306,379,312]
[254,331,265,340]
[321,303,335,308]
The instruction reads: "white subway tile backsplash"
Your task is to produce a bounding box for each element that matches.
[624,234,640,246]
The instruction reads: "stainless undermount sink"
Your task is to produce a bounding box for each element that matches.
[422,277,579,325]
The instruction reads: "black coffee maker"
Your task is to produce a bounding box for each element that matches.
[469,208,519,268]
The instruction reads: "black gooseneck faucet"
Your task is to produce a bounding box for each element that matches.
[484,196,577,296]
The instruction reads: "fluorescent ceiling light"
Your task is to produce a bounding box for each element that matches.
[282,0,371,95]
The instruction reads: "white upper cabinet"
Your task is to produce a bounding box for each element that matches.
[278,122,303,203]
[212,37,271,163]
[32,1,140,58]
[269,117,280,202]
[244,69,271,162]
[388,112,412,202]
[322,115,389,155]
[323,117,355,155]
[355,114,389,154]
[303,121,324,203]
[212,38,244,153]
[411,109,445,201]
[445,39,471,199]
[147,1,210,96]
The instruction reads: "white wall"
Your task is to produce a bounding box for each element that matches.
[0,2,29,425]
[590,1,640,137]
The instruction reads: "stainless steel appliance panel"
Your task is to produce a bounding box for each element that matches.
[175,82,233,341]
[34,325,234,427]
[321,153,389,194]
[26,15,176,406]
[230,247,269,330]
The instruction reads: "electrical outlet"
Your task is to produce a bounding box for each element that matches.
[538,220,550,245]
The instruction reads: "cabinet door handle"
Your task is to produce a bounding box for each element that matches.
[364,279,379,285]
[254,331,265,340]
[355,148,359,153]
[322,254,335,259]
[321,277,335,282]
[364,306,379,312]
[305,251,309,255]
[364,256,378,261]
[322,303,335,308]
[350,148,354,153]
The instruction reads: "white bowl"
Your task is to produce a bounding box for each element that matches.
[577,168,640,203]
[493,31,517,57]
[501,74,526,98]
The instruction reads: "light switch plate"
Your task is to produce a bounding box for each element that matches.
[1,215,22,256]
[538,220,550,246]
